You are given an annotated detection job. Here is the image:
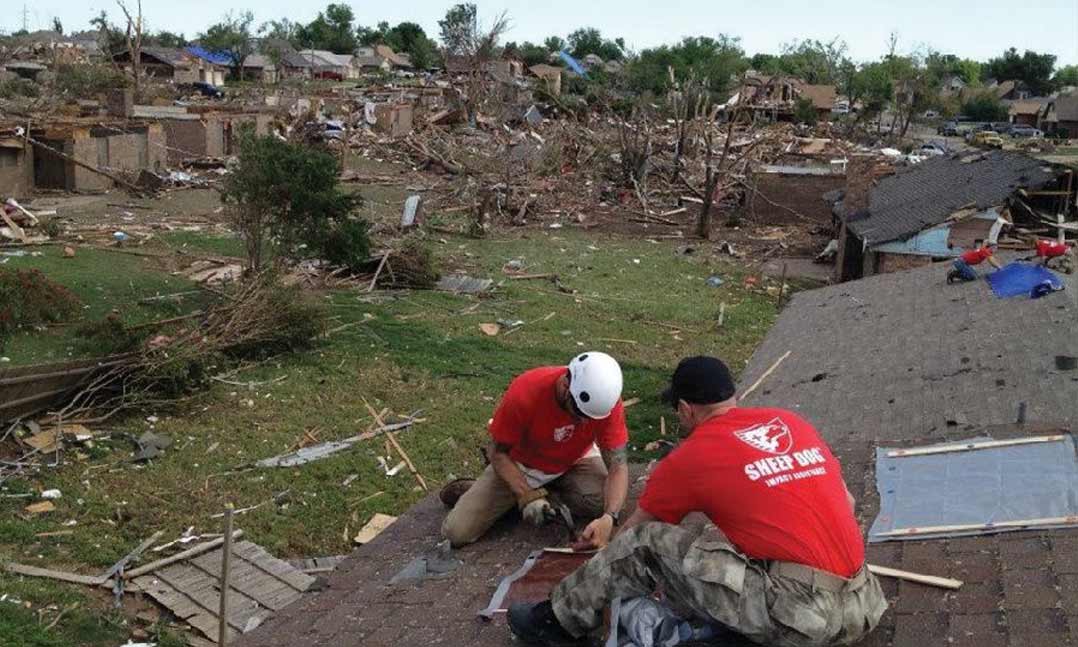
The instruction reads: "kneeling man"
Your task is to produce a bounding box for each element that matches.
[442,352,629,548]
[509,356,886,647]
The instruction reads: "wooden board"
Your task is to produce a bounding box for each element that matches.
[886,435,1066,458]
[354,513,397,545]
[867,564,963,590]
[876,515,1078,537]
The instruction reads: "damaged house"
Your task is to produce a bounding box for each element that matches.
[835,151,1072,282]
[738,74,838,122]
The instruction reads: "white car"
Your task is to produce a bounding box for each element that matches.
[832,101,850,114]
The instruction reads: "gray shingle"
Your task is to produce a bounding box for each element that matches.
[848,151,1058,245]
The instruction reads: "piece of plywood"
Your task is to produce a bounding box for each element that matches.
[354,513,397,545]
[886,435,1066,458]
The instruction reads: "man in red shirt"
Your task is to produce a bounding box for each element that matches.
[509,356,886,647]
[441,352,630,547]
[947,242,1003,283]
[1024,239,1074,269]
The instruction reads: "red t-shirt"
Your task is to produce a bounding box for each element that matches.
[1036,239,1069,258]
[638,407,863,577]
[960,247,994,264]
[489,366,628,474]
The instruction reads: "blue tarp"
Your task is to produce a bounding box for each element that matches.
[184,45,231,66]
[558,51,586,77]
[986,262,1064,298]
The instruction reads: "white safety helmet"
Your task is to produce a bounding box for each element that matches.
[567,351,623,419]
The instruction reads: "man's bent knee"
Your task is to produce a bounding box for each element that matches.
[441,509,484,547]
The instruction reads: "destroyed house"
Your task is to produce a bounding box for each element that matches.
[29,121,166,192]
[1044,93,1078,139]
[836,151,1069,281]
[0,128,33,199]
[113,47,197,83]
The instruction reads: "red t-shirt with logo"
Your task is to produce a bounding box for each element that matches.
[638,407,863,577]
[960,247,994,264]
[489,366,628,474]
[1036,239,1069,258]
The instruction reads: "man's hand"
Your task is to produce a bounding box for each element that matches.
[572,513,614,551]
[521,497,554,526]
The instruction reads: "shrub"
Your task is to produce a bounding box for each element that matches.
[0,268,81,347]
[962,92,1008,122]
[0,77,40,99]
[319,219,372,272]
[220,132,368,273]
[384,240,440,289]
[53,64,129,98]
[794,97,818,125]
[75,315,146,356]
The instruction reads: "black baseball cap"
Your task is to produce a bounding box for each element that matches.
[661,356,736,406]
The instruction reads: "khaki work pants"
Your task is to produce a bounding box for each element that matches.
[552,522,887,647]
[441,456,607,547]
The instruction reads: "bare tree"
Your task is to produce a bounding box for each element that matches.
[116,0,145,96]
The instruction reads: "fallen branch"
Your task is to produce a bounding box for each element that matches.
[739,351,791,400]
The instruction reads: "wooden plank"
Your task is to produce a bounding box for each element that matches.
[868,564,963,590]
[886,435,1066,458]
[739,351,791,400]
[103,530,165,579]
[876,515,1078,537]
[354,514,397,545]
[125,531,243,579]
[5,562,106,586]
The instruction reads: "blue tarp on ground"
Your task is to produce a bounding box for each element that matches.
[986,262,1065,298]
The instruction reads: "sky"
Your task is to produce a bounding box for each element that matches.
[7,0,1078,66]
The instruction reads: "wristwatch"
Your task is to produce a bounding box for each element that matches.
[604,510,621,526]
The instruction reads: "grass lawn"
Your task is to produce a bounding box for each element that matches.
[0,227,784,644]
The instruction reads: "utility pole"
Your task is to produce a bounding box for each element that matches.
[22,4,29,32]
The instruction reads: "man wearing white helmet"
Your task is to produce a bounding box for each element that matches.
[441,352,629,548]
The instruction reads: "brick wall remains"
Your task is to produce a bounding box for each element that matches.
[874,251,935,275]
[162,119,208,166]
[0,144,33,198]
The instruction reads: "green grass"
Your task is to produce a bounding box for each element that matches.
[0,227,786,643]
[159,230,246,258]
[1,246,215,364]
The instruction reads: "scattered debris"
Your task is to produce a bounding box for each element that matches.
[354,513,398,545]
[388,540,461,585]
[255,413,423,468]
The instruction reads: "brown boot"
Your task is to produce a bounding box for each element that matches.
[439,478,476,508]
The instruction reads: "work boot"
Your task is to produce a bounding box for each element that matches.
[508,600,583,646]
[946,270,958,284]
[438,478,475,508]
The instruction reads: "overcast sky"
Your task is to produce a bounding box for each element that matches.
[8,0,1078,66]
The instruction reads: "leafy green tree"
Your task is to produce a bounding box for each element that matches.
[1054,65,1078,88]
[793,97,817,124]
[956,58,982,85]
[984,47,1056,95]
[544,36,566,54]
[567,27,624,61]
[627,35,747,98]
[260,18,299,46]
[439,3,477,55]
[89,11,126,59]
[962,92,1009,121]
[749,53,781,74]
[52,17,63,34]
[848,61,893,119]
[383,22,439,69]
[777,38,848,84]
[151,31,187,48]
[221,132,367,273]
[295,3,357,53]
[516,41,551,67]
[356,21,389,46]
[201,11,255,81]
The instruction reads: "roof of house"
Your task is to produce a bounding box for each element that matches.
[297,49,342,68]
[799,84,837,110]
[235,260,1078,647]
[993,80,1017,97]
[847,151,1058,244]
[279,51,314,68]
[354,55,387,69]
[137,47,190,66]
[375,44,413,69]
[184,45,231,66]
[243,54,273,69]
[1009,99,1047,116]
[1051,92,1078,122]
[529,63,562,78]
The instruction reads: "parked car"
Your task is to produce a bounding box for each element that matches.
[970,131,1004,149]
[1009,125,1043,138]
[178,82,223,98]
[991,122,1013,134]
[923,110,940,119]
[918,141,948,156]
[314,70,344,81]
[937,121,960,136]
[832,100,850,114]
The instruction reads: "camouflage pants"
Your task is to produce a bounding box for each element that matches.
[551,522,887,647]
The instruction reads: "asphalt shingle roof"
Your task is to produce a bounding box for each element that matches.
[847,151,1058,245]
